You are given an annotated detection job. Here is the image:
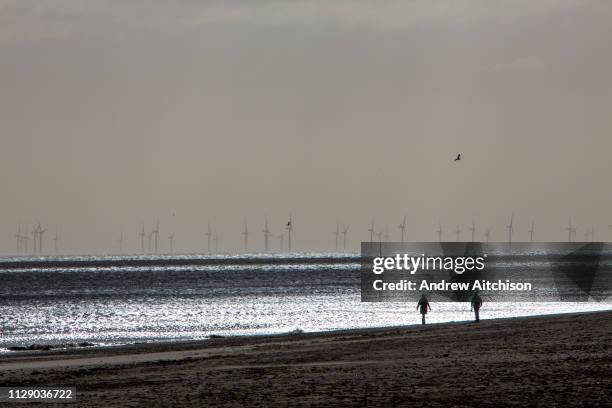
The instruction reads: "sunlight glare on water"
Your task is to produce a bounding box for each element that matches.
[0,253,610,351]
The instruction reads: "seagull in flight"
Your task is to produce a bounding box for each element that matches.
[454,154,461,162]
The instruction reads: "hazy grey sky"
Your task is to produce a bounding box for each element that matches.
[1,1,611,253]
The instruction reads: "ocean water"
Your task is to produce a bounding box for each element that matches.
[0,252,610,352]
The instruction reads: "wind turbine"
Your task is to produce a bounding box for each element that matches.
[206,221,213,253]
[528,220,535,242]
[168,232,175,254]
[262,216,271,252]
[32,223,46,254]
[484,227,491,243]
[118,231,124,254]
[566,218,575,242]
[455,225,462,242]
[31,226,39,254]
[139,223,146,254]
[506,214,514,244]
[399,216,406,243]
[333,222,340,251]
[38,224,46,254]
[22,235,29,254]
[375,230,383,257]
[146,231,153,253]
[242,220,249,252]
[384,225,390,242]
[368,217,375,242]
[582,225,594,242]
[213,231,220,253]
[376,230,383,244]
[15,224,22,253]
[152,220,160,253]
[342,225,349,251]
[469,218,476,242]
[436,222,442,242]
[53,227,59,254]
[286,214,293,251]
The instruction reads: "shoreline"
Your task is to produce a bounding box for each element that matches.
[0,310,610,406]
[2,308,610,360]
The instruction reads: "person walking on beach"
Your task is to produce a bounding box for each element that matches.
[470,291,483,322]
[417,294,431,325]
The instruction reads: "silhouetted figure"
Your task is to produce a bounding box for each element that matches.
[417,294,432,325]
[454,154,461,161]
[470,291,483,322]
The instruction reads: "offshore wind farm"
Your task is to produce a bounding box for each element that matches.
[6,213,611,256]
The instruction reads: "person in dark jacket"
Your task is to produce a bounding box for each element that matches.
[417,294,432,325]
[470,291,483,322]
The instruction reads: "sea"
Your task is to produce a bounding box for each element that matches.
[0,252,610,352]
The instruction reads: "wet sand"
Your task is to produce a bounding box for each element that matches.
[1,311,610,407]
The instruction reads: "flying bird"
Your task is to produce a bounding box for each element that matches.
[454,154,461,161]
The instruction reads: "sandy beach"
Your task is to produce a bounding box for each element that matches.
[1,311,610,407]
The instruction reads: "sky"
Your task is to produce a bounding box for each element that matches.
[1,0,612,254]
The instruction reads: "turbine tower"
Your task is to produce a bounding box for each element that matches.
[399,216,406,243]
[53,228,59,254]
[333,222,340,251]
[581,225,594,242]
[528,220,535,242]
[455,225,462,242]
[38,224,46,254]
[342,225,349,251]
[470,218,476,242]
[506,214,514,244]
[368,217,375,242]
[384,226,390,242]
[118,231,124,254]
[146,231,153,253]
[31,226,39,254]
[286,214,293,251]
[168,232,175,254]
[436,222,442,242]
[32,223,46,254]
[152,220,160,253]
[22,235,29,254]
[484,227,491,243]
[213,231,220,253]
[262,216,271,252]
[242,220,249,252]
[15,224,22,253]
[139,223,146,254]
[566,218,575,242]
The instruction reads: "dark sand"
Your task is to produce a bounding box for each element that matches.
[1,311,610,407]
